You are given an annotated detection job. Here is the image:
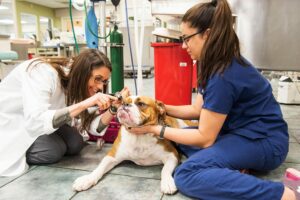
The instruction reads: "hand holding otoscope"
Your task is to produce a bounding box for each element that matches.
[87,92,123,114]
[87,87,130,114]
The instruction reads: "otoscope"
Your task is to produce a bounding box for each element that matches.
[87,92,123,114]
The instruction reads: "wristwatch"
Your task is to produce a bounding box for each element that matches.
[158,125,166,140]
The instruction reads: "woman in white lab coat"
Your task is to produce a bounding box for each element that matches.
[0,48,121,176]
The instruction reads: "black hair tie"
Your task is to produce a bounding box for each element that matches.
[211,0,218,7]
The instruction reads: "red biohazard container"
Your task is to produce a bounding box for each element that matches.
[192,61,198,91]
[151,43,193,105]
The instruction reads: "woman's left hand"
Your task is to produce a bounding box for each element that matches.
[120,86,130,99]
[126,125,156,136]
[112,87,131,108]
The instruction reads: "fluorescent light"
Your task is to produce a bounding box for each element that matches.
[0,5,8,10]
[74,0,84,5]
[40,18,49,23]
[0,19,28,25]
[0,19,13,25]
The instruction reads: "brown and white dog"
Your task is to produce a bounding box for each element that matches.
[72,96,188,194]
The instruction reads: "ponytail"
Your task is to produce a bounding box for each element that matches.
[182,0,247,89]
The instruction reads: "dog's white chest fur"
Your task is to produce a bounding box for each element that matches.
[116,127,171,166]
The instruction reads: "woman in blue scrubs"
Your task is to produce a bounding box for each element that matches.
[129,0,297,199]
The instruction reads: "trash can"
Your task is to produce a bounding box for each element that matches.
[151,43,193,105]
[192,61,198,92]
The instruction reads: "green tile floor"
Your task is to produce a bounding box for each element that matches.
[1,77,300,200]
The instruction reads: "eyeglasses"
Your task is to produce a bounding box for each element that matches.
[94,76,109,85]
[179,31,202,46]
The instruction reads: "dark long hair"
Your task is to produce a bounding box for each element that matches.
[66,48,112,131]
[27,49,112,131]
[26,57,70,90]
[182,0,247,88]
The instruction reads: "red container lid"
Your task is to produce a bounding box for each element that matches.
[151,42,182,47]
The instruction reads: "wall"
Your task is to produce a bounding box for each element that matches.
[55,1,154,66]
[15,0,60,40]
[228,0,300,71]
[119,26,154,66]
[0,35,11,51]
[0,26,14,36]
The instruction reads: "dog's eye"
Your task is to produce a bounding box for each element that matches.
[137,102,146,108]
[123,103,131,107]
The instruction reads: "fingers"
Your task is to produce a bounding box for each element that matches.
[91,91,129,111]
[109,88,130,107]
[120,86,128,93]
[105,94,118,101]
[120,87,131,98]
[127,127,139,134]
[126,126,149,135]
[95,93,114,110]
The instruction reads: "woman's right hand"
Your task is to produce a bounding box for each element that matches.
[111,87,131,108]
[82,93,117,111]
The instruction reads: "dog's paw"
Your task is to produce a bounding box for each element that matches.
[96,138,105,150]
[161,176,177,194]
[72,174,98,192]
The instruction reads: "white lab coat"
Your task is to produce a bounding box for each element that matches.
[0,59,66,176]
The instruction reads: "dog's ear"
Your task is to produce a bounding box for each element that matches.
[155,100,166,121]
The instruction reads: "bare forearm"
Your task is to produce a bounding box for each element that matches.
[152,125,213,148]
[99,109,115,125]
[165,105,200,120]
[164,93,203,120]
[95,110,115,133]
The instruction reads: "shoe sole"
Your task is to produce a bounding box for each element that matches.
[283,168,300,199]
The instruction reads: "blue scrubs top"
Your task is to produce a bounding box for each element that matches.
[198,58,288,156]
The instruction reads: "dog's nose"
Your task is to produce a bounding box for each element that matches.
[121,103,131,110]
[123,102,131,107]
[122,106,130,112]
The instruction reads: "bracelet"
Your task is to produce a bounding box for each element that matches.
[108,106,117,115]
[158,125,166,140]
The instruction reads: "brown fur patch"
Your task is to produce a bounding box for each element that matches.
[123,97,133,104]
[134,96,164,126]
[157,139,180,160]
[183,120,199,127]
[107,128,122,157]
[165,116,180,128]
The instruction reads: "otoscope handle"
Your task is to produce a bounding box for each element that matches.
[87,106,99,114]
[86,92,123,114]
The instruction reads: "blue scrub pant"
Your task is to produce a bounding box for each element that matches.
[174,133,288,200]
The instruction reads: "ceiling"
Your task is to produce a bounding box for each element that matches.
[23,0,77,8]
[21,0,113,8]
[0,0,112,10]
[0,0,74,25]
[0,0,113,23]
